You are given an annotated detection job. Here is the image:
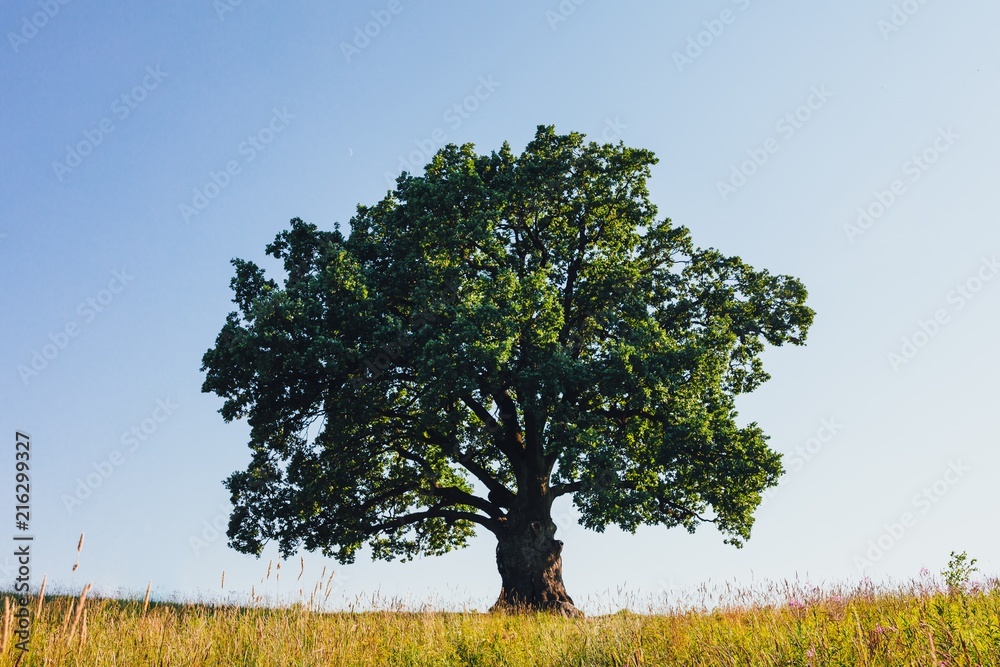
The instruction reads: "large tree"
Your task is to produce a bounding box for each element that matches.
[201,125,813,616]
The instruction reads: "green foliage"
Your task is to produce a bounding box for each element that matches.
[942,550,978,593]
[201,125,814,563]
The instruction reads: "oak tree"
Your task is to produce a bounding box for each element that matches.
[201,126,814,616]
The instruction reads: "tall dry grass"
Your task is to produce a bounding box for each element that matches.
[0,574,997,666]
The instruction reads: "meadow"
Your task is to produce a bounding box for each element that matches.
[2,571,998,666]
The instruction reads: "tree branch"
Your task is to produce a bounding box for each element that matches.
[357,481,422,513]
[656,497,718,525]
[461,391,525,472]
[369,508,499,535]
[461,392,500,430]
[560,219,589,341]
[423,429,516,507]
[388,443,436,478]
[431,485,504,519]
[551,481,582,498]
[386,440,503,519]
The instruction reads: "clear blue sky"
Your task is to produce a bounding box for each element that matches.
[3,0,998,612]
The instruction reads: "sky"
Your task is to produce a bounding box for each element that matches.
[2,0,999,614]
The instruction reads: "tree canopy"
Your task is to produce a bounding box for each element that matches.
[201,125,813,610]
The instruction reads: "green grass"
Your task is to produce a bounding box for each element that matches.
[3,578,999,666]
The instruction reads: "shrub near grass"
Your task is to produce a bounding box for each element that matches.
[1,577,998,666]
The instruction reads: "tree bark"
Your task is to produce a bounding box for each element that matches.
[490,511,583,617]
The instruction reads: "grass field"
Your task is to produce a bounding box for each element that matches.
[1,574,998,666]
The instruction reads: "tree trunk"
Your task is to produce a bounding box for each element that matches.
[490,512,582,617]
